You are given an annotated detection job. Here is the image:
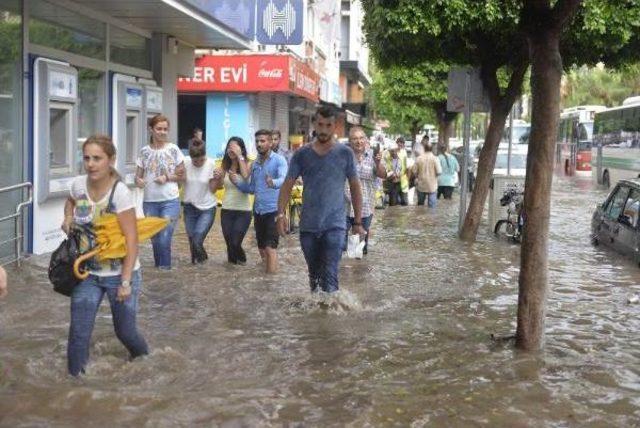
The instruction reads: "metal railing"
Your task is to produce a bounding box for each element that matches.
[0,182,33,266]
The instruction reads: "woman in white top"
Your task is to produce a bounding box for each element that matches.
[180,139,220,264]
[135,114,185,270]
[216,137,251,265]
[61,135,148,376]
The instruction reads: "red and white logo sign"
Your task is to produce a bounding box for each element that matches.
[178,55,319,102]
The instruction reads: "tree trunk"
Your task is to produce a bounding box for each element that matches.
[410,120,421,151]
[516,27,563,351]
[458,60,528,241]
[459,106,509,240]
[435,104,457,149]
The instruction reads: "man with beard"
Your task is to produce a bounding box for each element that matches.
[276,106,365,293]
[231,129,288,273]
[271,129,289,161]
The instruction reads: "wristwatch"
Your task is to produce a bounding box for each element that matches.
[121,280,131,288]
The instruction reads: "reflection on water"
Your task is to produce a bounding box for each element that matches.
[2,176,640,426]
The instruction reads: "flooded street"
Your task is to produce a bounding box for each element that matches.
[2,176,640,426]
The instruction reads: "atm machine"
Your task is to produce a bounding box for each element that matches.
[140,78,163,134]
[31,57,79,254]
[112,74,145,185]
[112,75,163,185]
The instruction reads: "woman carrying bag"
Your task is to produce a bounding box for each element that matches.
[61,135,148,376]
[437,144,460,200]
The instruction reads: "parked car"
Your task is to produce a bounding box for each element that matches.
[592,179,640,262]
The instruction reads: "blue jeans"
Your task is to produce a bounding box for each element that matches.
[67,270,148,376]
[299,228,345,293]
[183,203,216,264]
[417,191,437,208]
[143,198,180,269]
[344,214,374,255]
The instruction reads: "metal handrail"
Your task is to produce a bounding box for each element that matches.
[0,182,33,266]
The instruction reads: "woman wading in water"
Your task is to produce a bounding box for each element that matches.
[62,135,148,376]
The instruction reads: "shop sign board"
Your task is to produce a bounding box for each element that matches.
[178,55,289,92]
[183,0,256,40]
[178,55,319,102]
[289,56,319,102]
[256,0,303,45]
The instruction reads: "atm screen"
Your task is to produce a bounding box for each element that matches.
[126,113,138,164]
[50,107,70,172]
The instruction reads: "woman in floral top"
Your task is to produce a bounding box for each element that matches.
[135,114,185,269]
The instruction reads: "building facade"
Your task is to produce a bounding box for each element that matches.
[338,0,370,136]
[0,0,253,258]
[177,54,319,157]
[177,0,344,151]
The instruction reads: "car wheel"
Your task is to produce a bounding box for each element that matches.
[603,171,610,188]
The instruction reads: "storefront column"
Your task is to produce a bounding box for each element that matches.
[152,33,195,144]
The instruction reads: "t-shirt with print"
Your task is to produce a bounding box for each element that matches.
[287,143,357,232]
[136,143,184,202]
[70,176,140,276]
[183,158,217,210]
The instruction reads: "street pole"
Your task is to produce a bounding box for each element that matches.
[507,104,514,175]
[458,70,472,232]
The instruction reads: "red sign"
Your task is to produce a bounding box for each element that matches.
[178,55,319,102]
[289,57,320,102]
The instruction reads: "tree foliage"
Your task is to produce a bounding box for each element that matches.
[370,62,447,136]
[562,64,640,108]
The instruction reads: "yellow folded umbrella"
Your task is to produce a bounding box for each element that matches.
[73,214,168,280]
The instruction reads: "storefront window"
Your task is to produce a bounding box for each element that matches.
[0,0,23,259]
[110,26,151,70]
[29,0,105,60]
[76,67,105,173]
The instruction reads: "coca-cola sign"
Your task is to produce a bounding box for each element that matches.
[258,66,284,79]
[178,54,319,102]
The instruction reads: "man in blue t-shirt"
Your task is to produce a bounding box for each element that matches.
[277,106,365,293]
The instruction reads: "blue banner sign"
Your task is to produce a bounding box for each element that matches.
[256,0,303,45]
[184,0,256,40]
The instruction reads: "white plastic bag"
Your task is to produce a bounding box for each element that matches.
[346,234,366,259]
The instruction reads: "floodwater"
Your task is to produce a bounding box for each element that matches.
[2,176,640,426]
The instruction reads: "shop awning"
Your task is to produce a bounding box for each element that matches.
[76,0,253,49]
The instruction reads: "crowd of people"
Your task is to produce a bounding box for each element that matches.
[0,106,462,376]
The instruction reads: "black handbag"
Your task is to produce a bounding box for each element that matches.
[48,180,119,297]
[48,228,85,297]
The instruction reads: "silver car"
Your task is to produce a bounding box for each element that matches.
[592,179,640,262]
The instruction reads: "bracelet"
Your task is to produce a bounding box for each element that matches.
[353,222,362,226]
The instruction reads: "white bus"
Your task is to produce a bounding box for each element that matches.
[556,105,605,176]
[592,98,640,188]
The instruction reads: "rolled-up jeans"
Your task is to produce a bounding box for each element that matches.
[68,270,148,376]
[183,203,216,263]
[299,228,345,293]
[143,198,180,269]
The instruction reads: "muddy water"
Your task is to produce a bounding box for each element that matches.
[2,176,640,426]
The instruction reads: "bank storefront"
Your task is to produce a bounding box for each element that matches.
[177,54,319,158]
[0,0,252,260]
